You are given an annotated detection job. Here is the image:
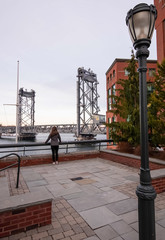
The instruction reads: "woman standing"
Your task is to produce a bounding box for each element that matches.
[45,126,61,164]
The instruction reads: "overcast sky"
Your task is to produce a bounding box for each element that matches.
[0,0,157,126]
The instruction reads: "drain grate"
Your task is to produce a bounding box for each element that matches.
[70,177,84,181]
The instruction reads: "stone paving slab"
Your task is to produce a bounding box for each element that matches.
[50,186,83,198]
[121,230,139,240]
[26,179,48,188]
[106,198,137,215]
[96,190,129,204]
[21,171,44,182]
[94,225,118,240]
[123,175,139,182]
[78,184,103,195]
[0,188,52,212]
[80,206,121,229]
[0,176,10,200]
[157,218,165,228]
[68,194,108,212]
[85,237,100,240]
[156,224,165,240]
[64,191,91,201]
[111,237,123,240]
[110,220,133,235]
[120,210,138,224]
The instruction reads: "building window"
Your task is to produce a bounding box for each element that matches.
[108,88,111,110]
[113,70,115,78]
[112,84,115,95]
[108,118,111,135]
[147,82,154,95]
[110,74,112,80]
[108,85,115,110]
[112,84,116,105]
[108,97,111,110]
[107,77,109,85]
[125,69,129,76]
[127,115,131,122]
[149,68,156,77]
[112,116,115,122]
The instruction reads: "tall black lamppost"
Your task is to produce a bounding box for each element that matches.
[126,3,157,240]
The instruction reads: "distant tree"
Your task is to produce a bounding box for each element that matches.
[107,51,140,146]
[148,59,165,147]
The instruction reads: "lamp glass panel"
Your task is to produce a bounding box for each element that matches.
[148,13,155,39]
[128,17,135,42]
[133,11,150,40]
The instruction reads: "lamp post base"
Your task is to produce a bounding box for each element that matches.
[136,184,157,240]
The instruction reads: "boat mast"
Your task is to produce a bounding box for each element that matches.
[16,61,19,143]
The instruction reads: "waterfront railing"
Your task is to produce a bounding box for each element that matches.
[0,139,113,157]
[0,153,21,188]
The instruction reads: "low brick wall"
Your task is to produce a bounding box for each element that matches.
[152,177,165,194]
[151,169,165,194]
[100,151,165,170]
[0,201,52,238]
[0,151,100,169]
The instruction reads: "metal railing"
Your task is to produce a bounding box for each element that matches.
[0,139,113,156]
[0,153,21,188]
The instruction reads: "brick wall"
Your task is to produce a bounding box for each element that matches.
[0,201,52,238]
[154,0,165,63]
[100,151,165,170]
[152,177,165,194]
[0,151,99,169]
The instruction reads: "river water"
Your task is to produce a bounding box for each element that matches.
[0,133,107,157]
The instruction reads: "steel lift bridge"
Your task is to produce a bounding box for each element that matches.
[76,67,105,140]
[17,88,36,140]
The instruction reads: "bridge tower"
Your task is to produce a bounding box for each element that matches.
[77,68,100,139]
[18,88,36,140]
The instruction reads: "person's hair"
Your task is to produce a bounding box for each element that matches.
[50,126,58,136]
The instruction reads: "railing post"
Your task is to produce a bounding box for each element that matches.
[23,146,26,156]
[16,155,21,188]
[99,142,101,151]
[66,144,68,154]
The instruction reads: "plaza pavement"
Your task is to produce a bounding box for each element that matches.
[1,157,165,240]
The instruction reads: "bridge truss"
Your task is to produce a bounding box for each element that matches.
[18,88,36,139]
[77,67,101,139]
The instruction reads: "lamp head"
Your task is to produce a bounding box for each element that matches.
[126,3,157,48]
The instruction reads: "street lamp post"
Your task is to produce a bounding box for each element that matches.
[126,3,157,240]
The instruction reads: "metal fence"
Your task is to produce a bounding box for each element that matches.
[0,139,113,157]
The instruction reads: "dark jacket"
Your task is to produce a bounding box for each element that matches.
[45,133,61,146]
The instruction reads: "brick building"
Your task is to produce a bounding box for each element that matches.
[106,59,157,140]
[106,0,165,141]
[154,0,165,63]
